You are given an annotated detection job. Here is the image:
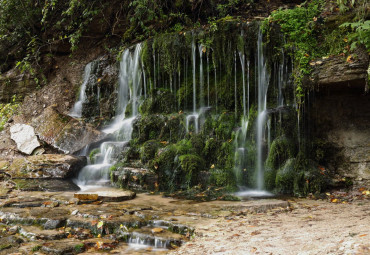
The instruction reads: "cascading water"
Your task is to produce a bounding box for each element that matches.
[69,62,93,118]
[75,44,144,189]
[256,29,270,191]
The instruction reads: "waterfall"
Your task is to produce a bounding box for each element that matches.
[192,36,196,113]
[70,62,93,118]
[75,43,144,188]
[199,44,205,108]
[256,29,270,191]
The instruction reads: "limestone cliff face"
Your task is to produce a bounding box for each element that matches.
[308,47,370,187]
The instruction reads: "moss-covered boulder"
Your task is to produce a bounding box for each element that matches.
[152,145,179,191]
[140,140,161,164]
[132,115,166,143]
[140,89,176,115]
[265,136,296,190]
[275,158,327,196]
[179,154,205,189]
[215,112,235,140]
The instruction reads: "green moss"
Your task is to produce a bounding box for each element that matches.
[275,158,327,196]
[215,112,235,140]
[209,168,236,188]
[152,145,179,191]
[0,244,12,251]
[0,102,19,131]
[74,243,85,253]
[179,154,205,189]
[140,89,176,115]
[140,140,161,164]
[132,115,166,143]
[89,148,100,164]
[32,245,42,252]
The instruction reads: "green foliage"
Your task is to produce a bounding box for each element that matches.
[262,0,325,102]
[0,96,19,131]
[31,245,42,252]
[74,243,85,252]
[341,20,370,52]
[140,140,160,164]
[179,154,205,188]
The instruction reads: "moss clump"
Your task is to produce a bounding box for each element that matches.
[140,89,176,115]
[209,168,236,188]
[89,148,100,164]
[140,140,161,164]
[152,145,179,191]
[275,158,297,194]
[265,136,296,190]
[179,154,205,189]
[215,112,235,140]
[275,158,327,196]
[202,138,220,166]
[74,243,85,253]
[132,115,166,143]
[0,101,19,131]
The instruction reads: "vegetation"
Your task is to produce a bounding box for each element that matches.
[0,96,19,131]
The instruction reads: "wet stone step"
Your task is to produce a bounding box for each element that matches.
[74,190,136,202]
[119,226,185,250]
[40,239,85,254]
[19,226,67,241]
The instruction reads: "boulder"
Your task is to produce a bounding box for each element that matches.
[31,106,105,154]
[7,154,86,179]
[10,124,40,155]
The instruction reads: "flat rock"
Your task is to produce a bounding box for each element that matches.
[7,154,86,179]
[41,239,85,254]
[75,190,136,202]
[19,226,67,240]
[31,106,105,154]
[10,124,40,155]
[12,179,80,192]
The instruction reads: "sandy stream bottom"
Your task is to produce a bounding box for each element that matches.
[168,199,370,255]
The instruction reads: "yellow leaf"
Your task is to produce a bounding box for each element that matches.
[210,164,215,169]
[346,55,353,63]
[343,38,348,42]
[362,190,370,195]
[97,221,104,229]
[97,78,101,82]
[331,198,339,203]
[97,234,101,238]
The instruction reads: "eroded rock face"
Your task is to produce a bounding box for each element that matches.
[10,124,40,155]
[0,69,37,103]
[31,106,105,154]
[308,47,369,90]
[7,154,86,179]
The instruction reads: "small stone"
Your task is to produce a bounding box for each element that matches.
[71,210,79,216]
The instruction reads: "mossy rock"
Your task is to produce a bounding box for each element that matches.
[275,158,327,196]
[152,145,179,191]
[140,140,161,164]
[174,139,195,155]
[159,114,186,143]
[215,112,235,140]
[202,138,221,166]
[190,134,205,155]
[179,154,205,189]
[208,168,236,188]
[275,158,297,194]
[89,148,100,164]
[140,89,176,115]
[132,115,166,143]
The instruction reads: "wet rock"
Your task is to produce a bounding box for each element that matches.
[43,219,65,230]
[19,226,67,241]
[111,167,158,191]
[0,69,37,103]
[308,47,369,90]
[41,239,85,254]
[12,179,80,192]
[7,154,86,179]
[74,190,136,202]
[31,106,106,154]
[83,238,118,250]
[9,124,40,155]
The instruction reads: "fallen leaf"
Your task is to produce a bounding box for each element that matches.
[251,231,261,236]
[97,221,104,229]
[359,234,367,237]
